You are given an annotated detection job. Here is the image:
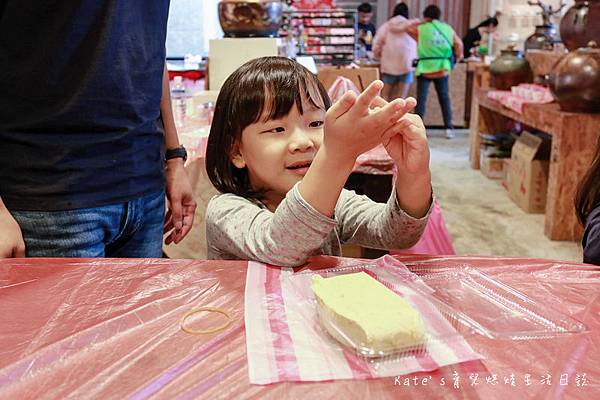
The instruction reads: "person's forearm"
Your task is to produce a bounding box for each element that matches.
[161,62,181,149]
[298,145,356,217]
[453,34,464,61]
[395,171,432,218]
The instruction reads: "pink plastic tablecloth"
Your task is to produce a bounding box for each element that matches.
[1,256,599,399]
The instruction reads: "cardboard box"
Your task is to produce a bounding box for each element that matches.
[507,132,550,213]
[480,148,507,179]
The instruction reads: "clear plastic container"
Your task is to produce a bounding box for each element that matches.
[171,76,189,127]
[408,265,589,340]
[285,260,588,361]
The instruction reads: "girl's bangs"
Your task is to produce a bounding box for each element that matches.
[257,68,327,123]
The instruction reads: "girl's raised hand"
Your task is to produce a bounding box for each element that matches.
[381,102,430,177]
[323,80,414,162]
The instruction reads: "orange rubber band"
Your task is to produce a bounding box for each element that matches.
[180,306,233,335]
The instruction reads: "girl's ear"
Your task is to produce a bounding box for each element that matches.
[230,143,246,169]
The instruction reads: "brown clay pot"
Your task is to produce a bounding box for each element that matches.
[218,0,283,38]
[490,46,534,90]
[525,24,559,51]
[560,0,600,51]
[548,41,600,113]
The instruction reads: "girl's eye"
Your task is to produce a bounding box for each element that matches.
[309,120,324,128]
[263,127,285,134]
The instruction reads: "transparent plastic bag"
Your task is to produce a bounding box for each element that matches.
[284,258,588,363]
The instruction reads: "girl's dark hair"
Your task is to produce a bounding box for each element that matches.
[477,17,499,29]
[206,56,331,200]
[575,137,600,225]
[423,5,441,20]
[393,3,409,18]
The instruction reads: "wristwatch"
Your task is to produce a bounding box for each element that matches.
[165,145,187,162]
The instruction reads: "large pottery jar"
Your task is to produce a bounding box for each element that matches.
[548,41,600,113]
[525,24,560,51]
[490,46,534,90]
[560,0,600,51]
[218,0,283,38]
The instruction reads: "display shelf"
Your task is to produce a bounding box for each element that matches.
[280,9,358,65]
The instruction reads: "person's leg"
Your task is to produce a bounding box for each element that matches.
[396,82,409,99]
[388,82,402,101]
[10,205,126,257]
[381,73,396,101]
[415,76,431,120]
[106,190,165,258]
[381,83,393,101]
[433,76,454,137]
[398,71,414,99]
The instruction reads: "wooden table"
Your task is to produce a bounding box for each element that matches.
[471,90,600,241]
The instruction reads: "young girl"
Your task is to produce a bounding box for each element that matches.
[205,56,432,266]
[576,138,600,265]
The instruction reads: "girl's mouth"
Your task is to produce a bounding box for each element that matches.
[286,161,312,175]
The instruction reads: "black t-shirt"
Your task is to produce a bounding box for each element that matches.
[0,1,170,211]
[358,22,376,51]
[462,27,482,59]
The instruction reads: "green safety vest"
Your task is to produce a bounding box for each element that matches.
[416,21,454,75]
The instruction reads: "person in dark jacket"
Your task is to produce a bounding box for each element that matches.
[357,2,377,51]
[575,138,600,265]
[462,16,498,59]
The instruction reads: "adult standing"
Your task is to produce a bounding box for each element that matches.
[462,16,499,59]
[357,2,376,52]
[0,1,196,258]
[372,3,419,100]
[409,5,463,139]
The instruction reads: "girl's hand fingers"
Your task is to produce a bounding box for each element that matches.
[326,90,357,120]
[372,98,413,131]
[404,96,417,111]
[354,80,384,112]
[371,95,388,109]
[382,127,400,146]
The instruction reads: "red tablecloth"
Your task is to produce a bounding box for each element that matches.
[2,256,598,399]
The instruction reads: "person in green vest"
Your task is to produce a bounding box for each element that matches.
[409,5,463,139]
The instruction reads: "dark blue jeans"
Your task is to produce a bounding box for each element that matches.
[10,190,165,257]
[416,75,453,129]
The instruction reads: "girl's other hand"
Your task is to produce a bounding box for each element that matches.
[381,107,430,178]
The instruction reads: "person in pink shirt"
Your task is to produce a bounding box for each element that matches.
[372,3,419,101]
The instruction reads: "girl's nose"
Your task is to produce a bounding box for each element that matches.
[289,128,315,153]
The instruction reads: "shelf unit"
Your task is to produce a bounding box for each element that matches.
[280,10,358,66]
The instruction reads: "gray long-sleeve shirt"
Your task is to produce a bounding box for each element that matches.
[206,183,432,267]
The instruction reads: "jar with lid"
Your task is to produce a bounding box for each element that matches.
[490,45,534,90]
[548,41,600,113]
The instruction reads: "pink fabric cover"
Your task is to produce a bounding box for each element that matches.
[392,200,456,256]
